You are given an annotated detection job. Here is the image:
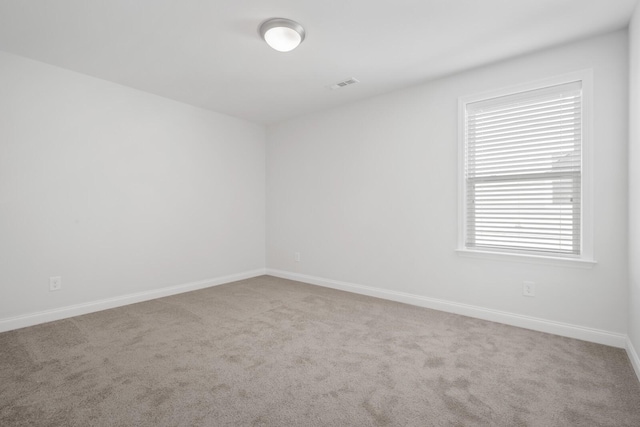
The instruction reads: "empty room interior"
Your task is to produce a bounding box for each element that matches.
[2,0,640,425]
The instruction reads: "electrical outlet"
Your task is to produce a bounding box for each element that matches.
[523,281,535,297]
[49,276,62,291]
[295,252,300,262]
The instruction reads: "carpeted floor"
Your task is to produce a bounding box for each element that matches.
[1,275,639,426]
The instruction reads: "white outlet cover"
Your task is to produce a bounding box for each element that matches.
[523,281,535,297]
[49,276,62,291]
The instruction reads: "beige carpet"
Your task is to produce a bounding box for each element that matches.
[1,275,639,426]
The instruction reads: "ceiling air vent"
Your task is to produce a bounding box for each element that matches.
[328,77,360,90]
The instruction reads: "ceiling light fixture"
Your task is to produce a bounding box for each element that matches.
[259,18,305,52]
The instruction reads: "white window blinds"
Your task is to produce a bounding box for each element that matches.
[464,81,582,256]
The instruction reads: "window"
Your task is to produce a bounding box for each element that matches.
[459,73,593,262]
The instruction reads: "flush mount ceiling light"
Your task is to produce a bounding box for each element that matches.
[259,18,305,52]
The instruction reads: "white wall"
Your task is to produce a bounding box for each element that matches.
[0,50,266,321]
[629,5,640,364]
[267,31,629,337]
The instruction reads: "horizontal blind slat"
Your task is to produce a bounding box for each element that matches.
[469,144,580,160]
[468,171,580,183]
[469,156,581,170]
[472,244,579,255]
[469,116,581,138]
[468,104,580,128]
[469,124,581,144]
[468,94,581,119]
[469,133,581,148]
[471,226,580,233]
[470,168,580,178]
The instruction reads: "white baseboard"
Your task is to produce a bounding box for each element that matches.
[0,268,266,333]
[4,267,636,378]
[266,269,627,349]
[627,337,640,382]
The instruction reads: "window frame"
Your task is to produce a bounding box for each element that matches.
[457,71,595,267]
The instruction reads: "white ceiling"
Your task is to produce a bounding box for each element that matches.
[0,0,637,124]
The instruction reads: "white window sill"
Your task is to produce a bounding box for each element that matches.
[456,249,597,269]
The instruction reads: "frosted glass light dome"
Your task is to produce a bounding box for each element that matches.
[259,18,305,53]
